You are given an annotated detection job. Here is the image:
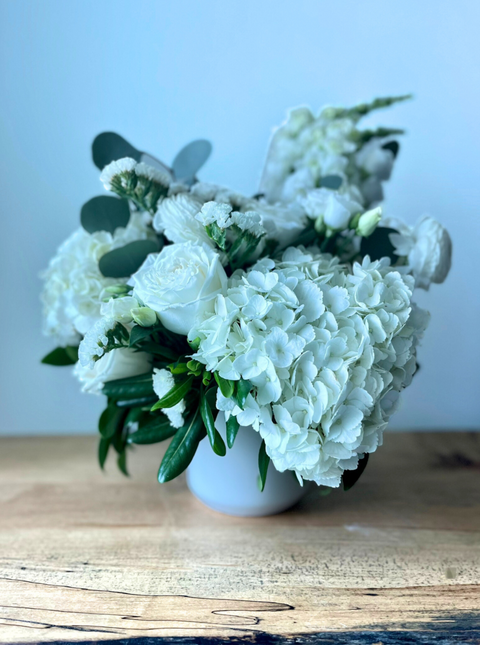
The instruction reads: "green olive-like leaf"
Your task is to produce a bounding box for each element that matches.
[157,409,206,483]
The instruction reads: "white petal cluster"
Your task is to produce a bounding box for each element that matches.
[100,157,171,191]
[386,215,453,290]
[195,201,266,239]
[153,193,212,246]
[78,316,116,368]
[300,186,363,230]
[74,347,152,394]
[152,368,186,428]
[190,247,429,487]
[40,213,154,346]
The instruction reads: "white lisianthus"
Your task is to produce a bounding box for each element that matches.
[40,213,154,346]
[355,206,383,237]
[129,242,228,336]
[152,368,186,428]
[74,348,152,394]
[300,188,363,231]
[100,296,139,324]
[387,215,452,289]
[153,194,212,246]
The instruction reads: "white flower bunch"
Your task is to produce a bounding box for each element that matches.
[190,248,428,486]
[40,95,451,490]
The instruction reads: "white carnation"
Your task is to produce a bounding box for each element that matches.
[40,212,154,346]
[153,193,212,246]
[152,368,186,428]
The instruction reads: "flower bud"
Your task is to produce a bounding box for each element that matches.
[314,215,326,234]
[131,306,157,328]
[104,284,131,296]
[355,206,382,237]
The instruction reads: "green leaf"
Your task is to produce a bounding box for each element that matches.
[360,226,399,263]
[257,440,270,492]
[98,437,111,470]
[92,132,142,169]
[342,453,369,491]
[169,361,190,375]
[233,380,252,410]
[116,395,158,408]
[98,403,127,439]
[338,94,412,120]
[128,416,176,444]
[99,240,159,278]
[172,139,212,185]
[214,373,234,399]
[103,372,154,401]
[138,341,179,361]
[382,140,400,158]
[117,449,129,477]
[80,195,130,234]
[200,389,226,456]
[319,175,343,190]
[226,415,240,449]
[41,346,78,366]
[157,409,206,483]
[151,375,194,411]
[129,324,158,347]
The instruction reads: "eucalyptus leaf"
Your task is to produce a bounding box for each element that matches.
[320,175,343,190]
[92,132,141,169]
[103,372,154,401]
[172,139,212,185]
[151,375,194,411]
[342,453,369,491]
[81,195,130,234]
[200,389,226,456]
[128,416,176,444]
[360,226,399,262]
[41,346,78,366]
[99,239,159,278]
[226,415,240,449]
[157,409,206,483]
[258,440,270,492]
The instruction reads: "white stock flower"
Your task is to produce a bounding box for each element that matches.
[40,213,154,346]
[152,368,186,428]
[153,193,212,246]
[387,215,452,289]
[129,242,228,335]
[74,347,152,394]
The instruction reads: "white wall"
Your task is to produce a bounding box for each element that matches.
[1,0,479,434]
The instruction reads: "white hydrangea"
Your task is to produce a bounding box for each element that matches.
[40,212,154,346]
[386,215,452,290]
[190,247,428,487]
[152,368,186,428]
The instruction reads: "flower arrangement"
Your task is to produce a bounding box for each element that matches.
[41,95,451,492]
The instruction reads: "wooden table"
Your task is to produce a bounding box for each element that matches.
[0,433,479,644]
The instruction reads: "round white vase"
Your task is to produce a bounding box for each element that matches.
[186,413,308,517]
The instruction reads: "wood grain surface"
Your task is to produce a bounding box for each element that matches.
[0,432,479,643]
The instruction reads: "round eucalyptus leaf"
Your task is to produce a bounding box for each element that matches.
[382,140,400,158]
[92,132,142,170]
[140,152,172,176]
[99,239,159,278]
[320,175,343,190]
[172,139,212,184]
[81,196,130,234]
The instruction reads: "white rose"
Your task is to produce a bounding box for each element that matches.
[129,242,228,335]
[388,215,452,290]
[153,194,212,246]
[74,348,152,394]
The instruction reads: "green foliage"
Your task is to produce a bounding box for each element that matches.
[151,375,194,411]
[342,453,369,491]
[41,346,78,366]
[257,440,270,492]
[98,403,128,439]
[103,372,154,401]
[319,175,343,190]
[92,132,142,169]
[172,139,212,185]
[117,449,129,476]
[233,380,252,410]
[226,415,240,449]
[354,127,405,145]
[80,195,130,234]
[157,409,206,483]
[214,373,234,398]
[128,415,176,444]
[98,437,111,470]
[360,226,399,263]
[206,222,226,251]
[200,388,226,456]
[382,140,400,158]
[99,240,159,278]
[335,95,412,121]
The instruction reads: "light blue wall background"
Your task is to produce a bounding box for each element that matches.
[1,0,479,434]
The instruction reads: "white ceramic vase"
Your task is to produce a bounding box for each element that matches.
[186,413,308,517]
